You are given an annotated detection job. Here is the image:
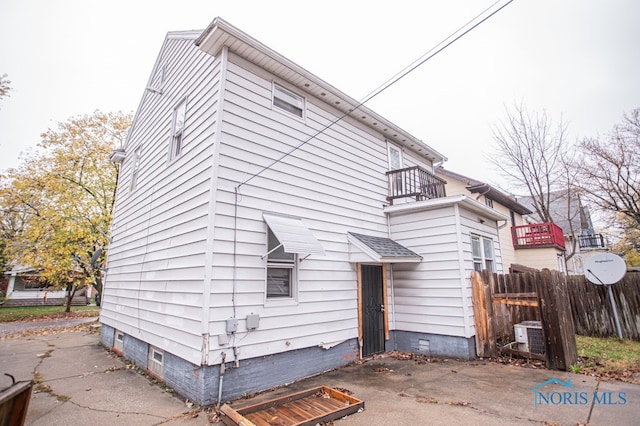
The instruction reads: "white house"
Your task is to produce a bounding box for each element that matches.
[100,17,507,405]
[435,167,568,273]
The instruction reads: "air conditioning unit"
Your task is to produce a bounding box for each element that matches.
[514,321,544,355]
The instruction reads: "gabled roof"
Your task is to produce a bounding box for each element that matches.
[347,232,422,263]
[436,167,532,215]
[195,17,446,165]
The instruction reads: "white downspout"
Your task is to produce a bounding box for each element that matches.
[386,213,396,329]
[201,45,229,365]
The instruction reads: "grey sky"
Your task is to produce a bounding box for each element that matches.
[1,0,638,187]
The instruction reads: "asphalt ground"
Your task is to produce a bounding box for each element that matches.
[0,320,638,425]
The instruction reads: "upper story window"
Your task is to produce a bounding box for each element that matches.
[485,198,494,208]
[169,98,187,161]
[266,227,296,298]
[130,146,141,192]
[273,84,305,118]
[387,143,403,170]
[472,235,495,272]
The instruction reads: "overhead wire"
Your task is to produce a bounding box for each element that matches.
[228,0,514,353]
[236,0,514,191]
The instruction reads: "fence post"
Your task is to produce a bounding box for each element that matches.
[484,272,497,358]
[536,269,578,370]
[472,272,488,357]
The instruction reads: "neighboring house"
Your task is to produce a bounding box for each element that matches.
[436,167,567,273]
[101,18,508,405]
[517,191,607,274]
[3,267,90,307]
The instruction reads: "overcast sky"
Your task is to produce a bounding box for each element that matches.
[1,0,638,187]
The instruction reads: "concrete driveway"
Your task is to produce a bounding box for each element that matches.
[233,354,639,425]
[1,322,638,425]
[0,324,207,425]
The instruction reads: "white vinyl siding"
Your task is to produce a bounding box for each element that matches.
[203,52,429,360]
[387,203,503,339]
[103,34,452,368]
[101,32,219,365]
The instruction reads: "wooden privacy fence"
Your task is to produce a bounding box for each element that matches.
[567,273,640,341]
[472,269,578,371]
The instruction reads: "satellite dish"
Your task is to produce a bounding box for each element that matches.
[584,252,626,285]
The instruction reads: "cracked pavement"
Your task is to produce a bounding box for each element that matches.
[0,328,207,425]
[1,324,639,425]
[225,354,640,425]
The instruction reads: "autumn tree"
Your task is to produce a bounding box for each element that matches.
[1,111,131,310]
[576,108,640,226]
[575,107,640,263]
[608,214,640,266]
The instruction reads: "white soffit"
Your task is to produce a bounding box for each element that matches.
[263,214,325,255]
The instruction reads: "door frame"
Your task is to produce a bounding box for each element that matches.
[357,263,389,358]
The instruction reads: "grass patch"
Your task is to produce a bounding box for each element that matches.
[573,335,640,383]
[0,305,99,323]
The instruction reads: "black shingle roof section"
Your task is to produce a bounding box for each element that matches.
[348,232,421,258]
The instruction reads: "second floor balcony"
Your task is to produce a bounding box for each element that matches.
[577,233,607,250]
[386,166,447,205]
[511,222,566,250]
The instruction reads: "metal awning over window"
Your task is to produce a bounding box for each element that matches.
[347,232,422,263]
[263,214,325,255]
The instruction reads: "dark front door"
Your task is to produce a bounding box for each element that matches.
[361,264,385,357]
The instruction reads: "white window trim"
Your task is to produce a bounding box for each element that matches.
[129,146,142,192]
[386,142,404,170]
[272,83,305,120]
[471,234,495,272]
[265,226,298,304]
[168,97,187,162]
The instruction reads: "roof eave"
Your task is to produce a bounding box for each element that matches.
[195,17,446,165]
[384,195,509,222]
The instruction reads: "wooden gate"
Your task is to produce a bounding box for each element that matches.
[472,269,578,370]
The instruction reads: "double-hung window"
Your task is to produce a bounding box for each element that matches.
[266,227,296,298]
[471,235,495,272]
[273,84,304,118]
[263,214,324,300]
[169,98,187,161]
[387,142,404,196]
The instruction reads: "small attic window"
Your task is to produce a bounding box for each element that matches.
[273,84,304,118]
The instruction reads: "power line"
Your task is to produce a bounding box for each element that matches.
[237,0,514,190]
